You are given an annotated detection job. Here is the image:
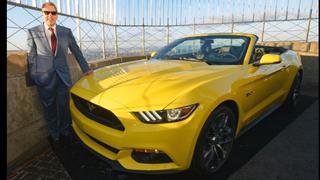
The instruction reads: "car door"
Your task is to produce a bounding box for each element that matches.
[239,54,288,126]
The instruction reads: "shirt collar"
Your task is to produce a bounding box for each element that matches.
[44,23,56,31]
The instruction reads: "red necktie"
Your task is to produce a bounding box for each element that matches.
[49,28,57,55]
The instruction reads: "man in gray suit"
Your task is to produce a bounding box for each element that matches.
[27,2,92,142]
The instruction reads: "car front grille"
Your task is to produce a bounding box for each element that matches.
[71,94,125,131]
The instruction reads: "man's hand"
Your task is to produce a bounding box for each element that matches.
[83,70,93,76]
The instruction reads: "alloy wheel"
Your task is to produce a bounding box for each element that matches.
[291,74,301,107]
[201,109,235,172]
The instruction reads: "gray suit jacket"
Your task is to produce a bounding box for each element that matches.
[27,24,90,87]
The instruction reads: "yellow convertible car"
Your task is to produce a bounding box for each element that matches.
[69,33,303,175]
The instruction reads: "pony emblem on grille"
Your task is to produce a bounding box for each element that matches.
[87,102,97,112]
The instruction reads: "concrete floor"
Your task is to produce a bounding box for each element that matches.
[7,56,318,180]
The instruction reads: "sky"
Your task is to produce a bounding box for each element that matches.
[8,0,318,25]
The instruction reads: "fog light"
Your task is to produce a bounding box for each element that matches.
[134,148,161,153]
[132,149,173,163]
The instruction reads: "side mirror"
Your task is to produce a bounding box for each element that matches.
[253,54,281,66]
[150,51,157,58]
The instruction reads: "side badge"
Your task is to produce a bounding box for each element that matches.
[246,91,253,97]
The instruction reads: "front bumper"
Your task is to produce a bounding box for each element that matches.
[70,98,206,173]
[72,126,186,174]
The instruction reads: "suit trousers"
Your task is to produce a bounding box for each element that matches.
[36,72,71,141]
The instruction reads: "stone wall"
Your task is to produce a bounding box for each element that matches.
[7,52,48,169]
[257,41,318,56]
[6,52,147,169]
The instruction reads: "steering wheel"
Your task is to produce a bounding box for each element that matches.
[193,51,205,60]
[210,52,237,60]
[220,53,237,60]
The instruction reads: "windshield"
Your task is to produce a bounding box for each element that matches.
[153,35,250,65]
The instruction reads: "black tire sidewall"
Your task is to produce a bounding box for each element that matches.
[191,105,236,175]
[284,73,301,108]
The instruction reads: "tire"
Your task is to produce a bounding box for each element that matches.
[284,73,302,109]
[191,105,236,175]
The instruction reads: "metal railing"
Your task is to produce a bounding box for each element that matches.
[7,0,319,61]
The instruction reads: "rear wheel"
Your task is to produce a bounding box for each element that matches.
[284,73,302,109]
[191,105,236,175]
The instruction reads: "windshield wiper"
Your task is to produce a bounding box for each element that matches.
[180,57,204,62]
[206,61,228,65]
[166,56,205,62]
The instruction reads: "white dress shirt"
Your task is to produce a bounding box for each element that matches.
[44,23,58,55]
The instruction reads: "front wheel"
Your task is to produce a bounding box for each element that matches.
[191,105,236,175]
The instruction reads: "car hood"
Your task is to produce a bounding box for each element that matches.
[71,59,238,110]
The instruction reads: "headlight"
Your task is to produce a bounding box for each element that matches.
[132,104,198,123]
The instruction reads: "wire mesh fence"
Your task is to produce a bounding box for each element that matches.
[7,0,319,61]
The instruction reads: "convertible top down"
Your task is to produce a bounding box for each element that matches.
[70,33,303,175]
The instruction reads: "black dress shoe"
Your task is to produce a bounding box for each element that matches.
[48,136,62,152]
[60,135,75,149]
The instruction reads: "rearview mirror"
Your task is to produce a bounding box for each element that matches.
[253,54,281,66]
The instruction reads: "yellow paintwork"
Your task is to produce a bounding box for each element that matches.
[259,54,281,64]
[70,33,302,172]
